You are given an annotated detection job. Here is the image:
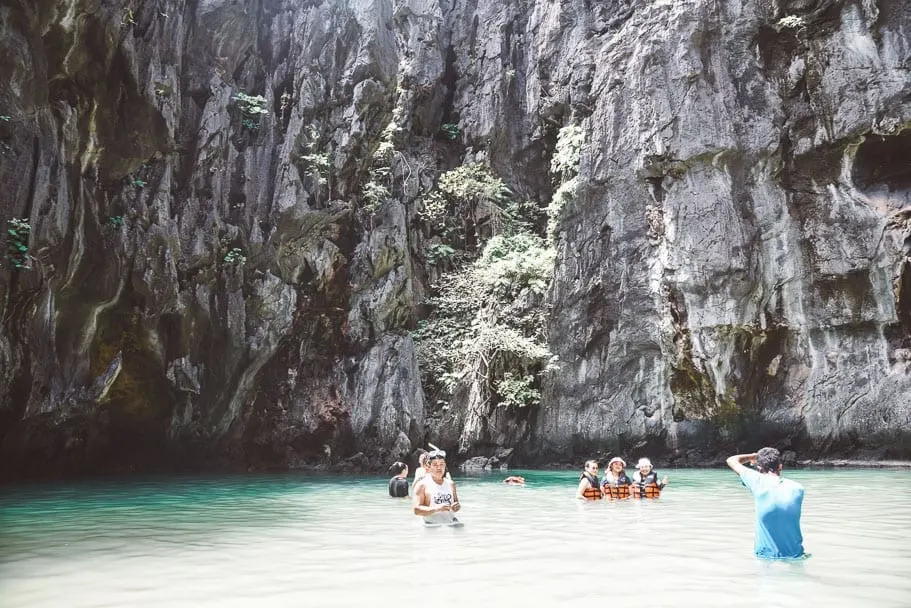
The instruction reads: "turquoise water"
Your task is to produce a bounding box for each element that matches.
[1,469,910,607]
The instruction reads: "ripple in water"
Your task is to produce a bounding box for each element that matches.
[1,469,910,607]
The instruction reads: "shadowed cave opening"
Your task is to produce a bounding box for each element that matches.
[852,129,911,209]
[853,130,911,348]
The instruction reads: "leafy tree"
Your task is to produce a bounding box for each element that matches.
[414,228,554,410]
[414,125,582,414]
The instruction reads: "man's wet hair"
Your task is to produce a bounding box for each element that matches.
[388,461,407,476]
[756,447,782,473]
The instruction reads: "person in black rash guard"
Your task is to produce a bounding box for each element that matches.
[388,462,409,498]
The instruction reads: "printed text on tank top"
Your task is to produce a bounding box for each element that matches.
[427,477,454,507]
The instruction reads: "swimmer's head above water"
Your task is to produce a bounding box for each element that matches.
[388,461,408,477]
[755,447,783,474]
[636,458,652,474]
[607,457,626,475]
[427,449,447,478]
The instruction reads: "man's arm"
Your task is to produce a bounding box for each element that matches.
[412,481,430,516]
[726,453,757,476]
[450,481,461,512]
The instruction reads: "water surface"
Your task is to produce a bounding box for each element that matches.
[1,469,909,607]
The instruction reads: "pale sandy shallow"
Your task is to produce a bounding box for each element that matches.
[1,468,909,607]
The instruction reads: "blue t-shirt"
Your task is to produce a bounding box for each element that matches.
[739,468,805,559]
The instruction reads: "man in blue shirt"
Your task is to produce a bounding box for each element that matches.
[726,447,806,559]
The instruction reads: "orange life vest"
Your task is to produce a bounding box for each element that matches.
[632,471,663,498]
[631,483,661,499]
[580,472,602,500]
[583,486,602,500]
[602,484,631,499]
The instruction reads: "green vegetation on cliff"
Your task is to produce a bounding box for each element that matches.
[414,124,583,411]
[5,218,30,270]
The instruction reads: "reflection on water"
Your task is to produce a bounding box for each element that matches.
[1,469,910,607]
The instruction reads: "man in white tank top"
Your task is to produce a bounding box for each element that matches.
[413,449,460,525]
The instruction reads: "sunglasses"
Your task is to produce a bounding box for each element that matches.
[428,449,446,461]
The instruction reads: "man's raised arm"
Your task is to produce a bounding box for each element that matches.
[726,453,757,476]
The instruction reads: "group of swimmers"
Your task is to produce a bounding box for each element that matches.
[386,445,805,560]
[386,449,668,528]
[576,456,669,500]
[387,449,462,525]
[387,450,452,498]
[387,452,669,507]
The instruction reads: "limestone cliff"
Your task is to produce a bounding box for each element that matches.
[0,0,908,479]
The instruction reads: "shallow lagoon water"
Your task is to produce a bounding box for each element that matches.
[1,469,910,607]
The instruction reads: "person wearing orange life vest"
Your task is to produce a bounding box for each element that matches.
[576,460,602,500]
[631,457,668,498]
[601,456,634,499]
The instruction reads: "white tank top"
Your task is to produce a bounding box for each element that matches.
[423,477,455,524]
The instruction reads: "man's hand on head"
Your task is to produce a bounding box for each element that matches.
[726,452,758,475]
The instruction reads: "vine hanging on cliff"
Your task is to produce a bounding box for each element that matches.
[232,91,269,131]
[361,122,400,214]
[547,124,584,241]
[5,218,31,270]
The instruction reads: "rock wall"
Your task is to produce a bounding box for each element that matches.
[0,0,908,479]
[533,0,911,464]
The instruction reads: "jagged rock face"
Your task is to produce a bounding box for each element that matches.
[0,0,908,479]
[533,0,911,463]
[0,0,434,478]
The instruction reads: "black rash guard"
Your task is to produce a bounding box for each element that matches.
[388,477,409,498]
